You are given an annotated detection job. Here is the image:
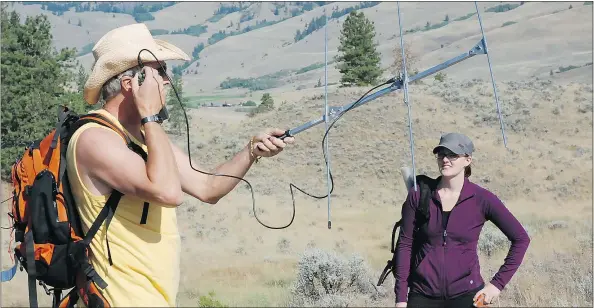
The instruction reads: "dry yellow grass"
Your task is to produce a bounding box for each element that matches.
[1,78,592,307]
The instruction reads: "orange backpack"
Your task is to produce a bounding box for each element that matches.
[1,106,148,308]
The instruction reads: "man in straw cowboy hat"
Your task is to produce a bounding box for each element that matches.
[66,23,295,307]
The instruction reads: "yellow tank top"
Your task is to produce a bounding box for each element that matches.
[66,109,181,307]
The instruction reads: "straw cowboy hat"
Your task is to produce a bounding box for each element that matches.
[83,23,191,105]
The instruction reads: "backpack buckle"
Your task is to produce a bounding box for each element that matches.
[15,229,24,242]
[14,222,26,242]
[83,265,108,289]
[39,280,54,296]
[15,255,24,272]
[24,185,32,197]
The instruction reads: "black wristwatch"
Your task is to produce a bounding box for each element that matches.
[141,114,164,126]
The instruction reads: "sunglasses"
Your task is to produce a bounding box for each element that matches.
[141,64,168,79]
[435,151,466,161]
[120,64,169,82]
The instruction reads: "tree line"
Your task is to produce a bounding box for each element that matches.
[25,2,175,22]
[294,2,381,43]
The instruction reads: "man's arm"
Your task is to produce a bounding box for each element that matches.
[77,123,184,207]
[170,140,255,204]
[170,129,293,204]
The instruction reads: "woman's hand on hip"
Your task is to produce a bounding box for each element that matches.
[473,283,501,306]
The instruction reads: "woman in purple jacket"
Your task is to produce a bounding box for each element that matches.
[394,133,530,308]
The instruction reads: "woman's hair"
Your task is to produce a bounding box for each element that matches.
[464,164,472,177]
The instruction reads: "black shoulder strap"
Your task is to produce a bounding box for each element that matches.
[71,113,133,146]
[376,174,438,287]
[415,175,437,223]
[388,175,436,254]
[82,190,123,266]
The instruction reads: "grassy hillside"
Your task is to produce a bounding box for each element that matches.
[162,79,594,307]
[5,77,591,307]
[7,1,592,98]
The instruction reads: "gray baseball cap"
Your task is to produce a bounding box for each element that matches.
[432,132,475,155]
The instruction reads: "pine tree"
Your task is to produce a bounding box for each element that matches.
[165,72,190,135]
[1,7,88,179]
[76,63,88,92]
[335,11,382,86]
[259,93,274,111]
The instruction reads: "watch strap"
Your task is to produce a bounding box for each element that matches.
[140,114,163,125]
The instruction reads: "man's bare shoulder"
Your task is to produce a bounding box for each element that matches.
[75,125,130,167]
[77,125,128,148]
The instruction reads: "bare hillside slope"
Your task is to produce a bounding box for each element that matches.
[9,1,592,96]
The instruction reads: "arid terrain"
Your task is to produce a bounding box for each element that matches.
[1,1,593,307]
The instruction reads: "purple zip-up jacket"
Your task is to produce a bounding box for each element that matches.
[394,177,530,302]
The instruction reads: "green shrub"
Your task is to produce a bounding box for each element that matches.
[133,12,154,22]
[559,65,580,73]
[485,4,520,13]
[454,12,476,21]
[198,291,227,308]
[149,29,169,35]
[248,93,274,117]
[434,72,447,82]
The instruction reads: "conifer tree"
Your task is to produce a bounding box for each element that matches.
[259,93,274,111]
[335,11,382,86]
[1,7,88,179]
[165,72,190,135]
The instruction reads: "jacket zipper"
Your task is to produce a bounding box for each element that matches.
[442,228,447,300]
[440,194,474,300]
[435,197,448,300]
[443,203,457,300]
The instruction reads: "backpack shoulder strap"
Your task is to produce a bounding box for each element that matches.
[377,182,425,286]
[415,175,438,222]
[81,189,123,266]
[377,174,439,287]
[388,175,436,253]
[71,113,132,145]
